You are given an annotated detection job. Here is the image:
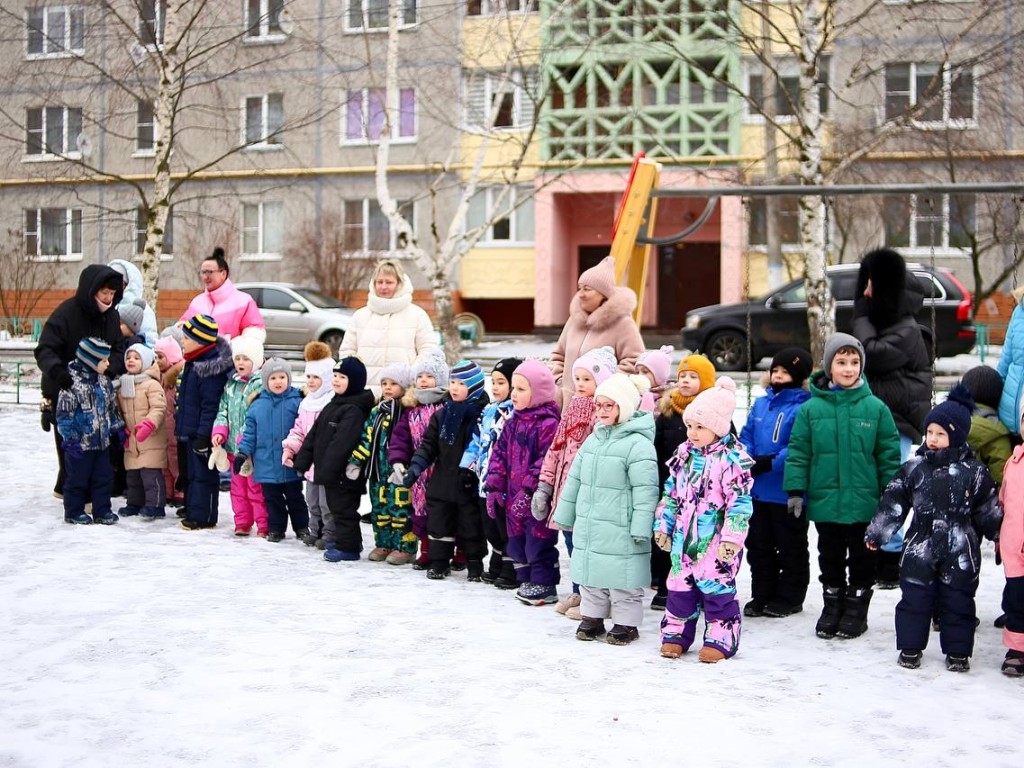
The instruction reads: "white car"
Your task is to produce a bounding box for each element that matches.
[234,283,355,355]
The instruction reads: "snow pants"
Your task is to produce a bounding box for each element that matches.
[426,493,485,567]
[580,586,644,628]
[815,521,877,589]
[185,438,219,526]
[481,496,510,577]
[325,485,363,554]
[262,481,309,538]
[662,569,742,658]
[1003,576,1024,653]
[125,468,166,510]
[896,577,978,657]
[507,518,560,587]
[230,463,267,534]
[370,480,414,553]
[64,450,113,519]
[306,482,331,542]
[747,500,810,607]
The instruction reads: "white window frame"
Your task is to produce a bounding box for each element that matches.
[345,0,417,32]
[24,208,83,262]
[240,201,285,260]
[242,93,284,150]
[883,194,975,256]
[24,106,83,161]
[341,198,414,252]
[485,74,522,130]
[138,0,166,49]
[467,186,534,246]
[883,61,977,130]
[244,0,287,42]
[134,206,174,261]
[466,0,538,15]
[341,88,417,145]
[26,5,85,59]
[745,196,803,252]
[743,56,831,123]
[135,99,156,156]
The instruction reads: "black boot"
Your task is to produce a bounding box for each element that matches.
[836,587,873,639]
[466,559,484,583]
[875,551,900,590]
[815,586,845,639]
[482,550,502,583]
[493,559,519,590]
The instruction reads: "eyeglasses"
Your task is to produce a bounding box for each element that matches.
[199,269,224,276]
[594,401,617,412]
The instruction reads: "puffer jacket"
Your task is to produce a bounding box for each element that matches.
[175,338,234,440]
[281,381,336,481]
[388,392,444,516]
[553,412,659,589]
[237,387,304,485]
[739,385,810,504]
[410,395,487,502]
[293,389,376,487]
[998,303,1024,432]
[117,364,167,470]
[56,360,125,453]
[461,399,514,496]
[108,259,158,346]
[867,443,1002,587]
[351,398,404,486]
[179,278,266,342]
[784,372,902,524]
[999,445,1024,579]
[212,373,263,454]
[968,406,1013,484]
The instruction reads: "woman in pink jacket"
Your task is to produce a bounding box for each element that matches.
[178,248,265,342]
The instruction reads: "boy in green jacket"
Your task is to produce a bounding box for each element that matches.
[784,333,901,641]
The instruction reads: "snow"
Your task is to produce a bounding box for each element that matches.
[0,405,1021,768]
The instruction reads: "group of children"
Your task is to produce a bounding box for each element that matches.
[54,317,1022,675]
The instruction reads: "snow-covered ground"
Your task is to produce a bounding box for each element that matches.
[0,406,1020,768]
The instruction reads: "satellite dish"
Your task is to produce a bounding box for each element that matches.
[278,9,294,35]
[76,133,93,158]
[129,42,146,65]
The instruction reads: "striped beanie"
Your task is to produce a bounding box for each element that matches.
[77,337,112,372]
[182,314,219,345]
[451,359,485,399]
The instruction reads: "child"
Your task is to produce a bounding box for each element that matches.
[636,345,674,412]
[175,314,234,530]
[293,357,375,560]
[867,385,1002,672]
[349,361,415,564]
[56,338,126,525]
[403,360,489,580]
[553,373,659,644]
[655,377,753,662]
[388,349,449,569]
[282,342,336,548]
[738,347,812,618]
[784,333,901,639]
[998,417,1024,677]
[212,336,267,537]
[462,357,522,585]
[535,346,617,616]
[961,365,1013,484]
[116,343,167,520]
[651,353,717,609]
[119,299,149,348]
[485,360,561,604]
[154,335,184,507]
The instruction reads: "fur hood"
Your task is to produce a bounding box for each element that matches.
[568,286,638,332]
[856,248,923,327]
[192,337,235,379]
[657,387,680,418]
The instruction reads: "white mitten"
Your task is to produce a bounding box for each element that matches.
[208,444,230,473]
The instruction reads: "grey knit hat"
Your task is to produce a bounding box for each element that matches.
[120,299,147,335]
[823,333,865,377]
[260,357,292,390]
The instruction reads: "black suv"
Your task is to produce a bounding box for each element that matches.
[682,263,976,371]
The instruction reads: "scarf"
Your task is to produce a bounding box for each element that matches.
[300,378,335,413]
[118,371,150,399]
[415,386,445,405]
[440,393,483,446]
[368,398,402,483]
[670,389,698,415]
[184,342,216,362]
[552,394,596,451]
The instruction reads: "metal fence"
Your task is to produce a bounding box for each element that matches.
[0,360,41,405]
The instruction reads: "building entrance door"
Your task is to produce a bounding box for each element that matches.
[657,242,720,330]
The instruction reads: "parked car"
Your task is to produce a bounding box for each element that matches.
[234,283,355,356]
[681,263,976,371]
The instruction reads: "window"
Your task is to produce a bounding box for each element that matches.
[24,208,83,260]
[341,199,413,251]
[25,106,83,157]
[244,93,284,147]
[466,0,537,15]
[343,88,416,142]
[347,0,416,31]
[27,5,84,57]
[135,206,174,258]
[883,194,975,251]
[261,288,299,311]
[241,201,284,258]
[746,57,831,119]
[747,196,801,247]
[136,100,155,153]
[466,72,536,130]
[246,0,285,38]
[884,62,975,126]
[465,186,534,244]
[139,0,166,47]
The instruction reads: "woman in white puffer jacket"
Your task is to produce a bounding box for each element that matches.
[338,260,439,394]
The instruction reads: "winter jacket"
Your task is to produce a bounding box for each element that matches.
[280,381,335,481]
[212,373,263,455]
[462,399,515,496]
[56,360,125,453]
[337,274,439,391]
[293,389,376,487]
[351,398,404,486]
[175,338,234,440]
[739,386,811,504]
[784,372,902,524]
[654,395,689,489]
[485,401,561,538]
[410,395,488,502]
[999,445,1024,579]
[108,259,158,346]
[998,304,1024,432]
[539,395,596,527]
[867,444,1002,587]
[117,364,167,470]
[179,278,266,342]
[35,264,126,401]
[553,412,659,589]
[388,393,443,517]
[968,406,1013,484]
[237,387,304,485]
[549,288,645,402]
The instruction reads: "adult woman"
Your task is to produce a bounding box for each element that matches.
[178,248,265,342]
[337,259,439,393]
[549,256,646,406]
[997,292,1024,435]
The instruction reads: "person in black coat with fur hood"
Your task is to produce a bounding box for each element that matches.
[852,248,934,587]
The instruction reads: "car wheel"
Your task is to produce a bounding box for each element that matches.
[320,330,345,357]
[705,330,748,372]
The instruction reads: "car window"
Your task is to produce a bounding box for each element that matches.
[777,281,806,304]
[293,287,347,309]
[262,288,299,311]
[911,272,945,300]
[831,273,858,302]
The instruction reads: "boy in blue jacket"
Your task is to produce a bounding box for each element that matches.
[739,348,812,618]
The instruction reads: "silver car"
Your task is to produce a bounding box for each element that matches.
[234,283,355,355]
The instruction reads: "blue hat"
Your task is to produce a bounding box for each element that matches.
[76,337,112,372]
[924,384,974,448]
[334,355,367,393]
[450,359,485,399]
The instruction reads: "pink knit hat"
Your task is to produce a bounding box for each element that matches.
[577,256,618,300]
[513,359,557,408]
[683,376,737,437]
[637,344,675,388]
[154,336,183,367]
[573,345,618,386]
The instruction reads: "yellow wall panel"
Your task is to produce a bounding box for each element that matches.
[460,247,535,298]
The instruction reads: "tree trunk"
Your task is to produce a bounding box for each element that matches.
[431,272,462,364]
[761,0,783,290]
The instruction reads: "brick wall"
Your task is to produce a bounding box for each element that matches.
[974,291,1016,345]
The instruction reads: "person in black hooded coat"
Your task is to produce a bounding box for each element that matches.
[35,264,126,496]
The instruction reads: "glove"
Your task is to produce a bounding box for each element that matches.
[114,428,129,448]
[192,435,212,458]
[787,493,804,519]
[209,444,230,472]
[459,468,478,491]
[388,463,407,485]
[345,462,361,481]
[531,481,553,521]
[401,465,422,488]
[718,542,740,562]
[63,441,83,460]
[54,368,73,391]
[486,490,504,520]
[654,531,672,552]
[233,454,248,474]
[134,420,156,443]
[750,455,775,477]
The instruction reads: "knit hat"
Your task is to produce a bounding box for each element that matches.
[159,324,184,346]
[154,336,183,367]
[451,359,486,399]
[577,255,618,300]
[573,345,618,386]
[684,376,737,437]
[303,340,335,387]
[594,372,651,424]
[823,333,865,377]
[182,314,219,345]
[120,298,147,335]
[76,337,112,372]
[492,357,524,385]
[637,345,675,388]
[125,342,155,371]
[334,355,368,393]
[512,359,557,408]
[379,361,412,390]
[230,335,265,369]
[678,354,716,391]
[412,348,449,388]
[770,347,813,386]
[960,366,1002,410]
[260,357,291,390]
[923,384,975,448]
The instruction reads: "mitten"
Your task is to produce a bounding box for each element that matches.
[134,420,156,443]
[233,454,248,474]
[192,435,212,458]
[114,428,129,448]
[508,490,532,521]
[345,462,361,481]
[239,457,254,477]
[209,444,230,473]
[459,468,478,491]
[531,481,553,521]
[787,493,804,519]
[718,542,739,562]
[40,403,53,433]
[388,463,407,485]
[54,368,73,391]
[485,490,504,520]
[750,455,775,477]
[401,465,422,488]
[63,441,84,460]
[654,531,672,552]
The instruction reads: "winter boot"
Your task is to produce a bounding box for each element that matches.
[650,589,668,611]
[606,625,639,646]
[426,562,451,580]
[743,599,766,618]
[324,545,360,562]
[945,654,970,673]
[294,528,310,541]
[698,646,726,663]
[575,618,606,641]
[515,583,558,606]
[483,550,502,583]
[266,531,285,542]
[450,549,468,572]
[466,559,484,582]
[140,506,165,520]
[92,509,120,525]
[385,549,414,565]
[234,526,252,536]
[874,551,901,590]
[660,642,684,659]
[836,587,873,639]
[301,532,319,547]
[815,586,846,639]
[763,600,803,618]
[64,511,93,525]
[412,538,430,570]
[119,504,141,517]
[367,547,391,562]
[898,650,923,669]
[1001,650,1024,677]
[493,560,520,590]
